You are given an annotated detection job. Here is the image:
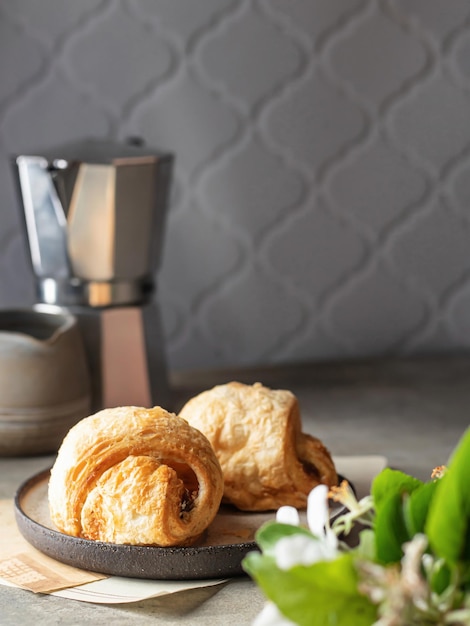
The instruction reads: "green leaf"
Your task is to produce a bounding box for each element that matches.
[354,528,376,561]
[426,427,470,566]
[429,560,452,595]
[255,522,313,556]
[374,492,410,564]
[243,552,377,626]
[371,468,425,565]
[404,480,439,536]
[371,468,423,513]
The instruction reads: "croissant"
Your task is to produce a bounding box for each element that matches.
[179,382,338,511]
[48,406,224,547]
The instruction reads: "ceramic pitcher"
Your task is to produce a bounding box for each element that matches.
[0,308,91,456]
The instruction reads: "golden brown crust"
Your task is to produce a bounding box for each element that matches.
[179,382,337,511]
[48,406,224,546]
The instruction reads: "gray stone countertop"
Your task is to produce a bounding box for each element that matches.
[0,354,469,625]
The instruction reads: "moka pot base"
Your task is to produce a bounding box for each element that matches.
[35,301,171,414]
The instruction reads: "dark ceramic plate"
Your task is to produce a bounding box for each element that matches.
[15,469,350,580]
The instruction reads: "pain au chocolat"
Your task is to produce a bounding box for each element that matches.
[179,382,338,511]
[48,406,224,547]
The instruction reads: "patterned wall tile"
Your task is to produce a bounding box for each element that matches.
[328,8,427,106]
[129,0,237,43]
[262,201,366,297]
[326,265,427,354]
[1,0,470,373]
[394,0,470,41]
[0,231,35,306]
[1,0,105,41]
[201,137,305,238]
[388,202,470,296]
[134,67,240,181]
[199,264,306,364]
[64,4,173,112]
[451,29,470,86]
[391,75,470,171]
[2,69,110,152]
[0,14,45,104]
[263,70,366,171]
[267,0,366,44]
[447,287,470,348]
[198,6,303,111]
[327,140,427,233]
[159,207,242,304]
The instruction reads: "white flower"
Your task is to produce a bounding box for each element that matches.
[253,601,296,626]
[274,533,337,570]
[272,484,338,570]
[253,485,340,625]
[400,533,428,604]
[357,534,430,625]
[307,484,330,536]
[276,506,300,526]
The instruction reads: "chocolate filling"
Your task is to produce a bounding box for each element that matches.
[180,489,197,518]
[301,459,321,481]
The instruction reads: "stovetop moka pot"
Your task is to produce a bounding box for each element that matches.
[13,138,174,412]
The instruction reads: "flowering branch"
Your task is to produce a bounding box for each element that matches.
[243,427,470,626]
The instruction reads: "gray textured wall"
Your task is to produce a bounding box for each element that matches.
[2,0,470,372]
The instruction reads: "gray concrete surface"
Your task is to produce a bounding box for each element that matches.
[1,355,469,624]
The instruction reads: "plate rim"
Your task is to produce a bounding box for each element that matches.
[14,468,351,580]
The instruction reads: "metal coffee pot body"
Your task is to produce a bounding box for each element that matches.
[14,139,174,412]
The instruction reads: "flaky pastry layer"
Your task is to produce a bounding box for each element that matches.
[179,382,338,511]
[48,406,224,546]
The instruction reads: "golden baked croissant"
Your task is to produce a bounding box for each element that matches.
[48,406,224,547]
[179,382,337,511]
